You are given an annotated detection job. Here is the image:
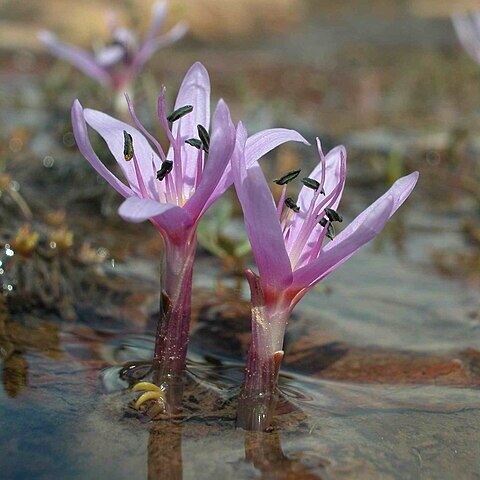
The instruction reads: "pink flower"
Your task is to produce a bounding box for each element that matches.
[72,62,306,243]
[39,1,187,92]
[71,62,307,414]
[232,123,418,430]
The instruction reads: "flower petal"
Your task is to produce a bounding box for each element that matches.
[71,99,132,198]
[184,99,235,220]
[452,13,480,64]
[133,22,188,73]
[166,62,210,195]
[292,171,419,291]
[326,171,419,248]
[233,124,293,292]
[208,128,309,210]
[292,195,394,292]
[298,144,346,213]
[245,128,309,167]
[38,30,111,85]
[83,108,161,197]
[145,0,168,42]
[95,45,125,67]
[119,196,192,233]
[286,143,346,264]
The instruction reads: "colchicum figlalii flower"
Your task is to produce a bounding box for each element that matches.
[232,124,419,430]
[39,1,187,95]
[71,62,307,414]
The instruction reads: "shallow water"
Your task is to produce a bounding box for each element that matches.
[1,0,480,478]
[1,249,479,479]
[1,329,479,479]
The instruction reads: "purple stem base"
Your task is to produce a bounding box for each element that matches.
[236,350,284,431]
[236,270,286,431]
[151,234,196,416]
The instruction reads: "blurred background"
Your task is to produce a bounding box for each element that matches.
[1,0,479,286]
[0,1,479,478]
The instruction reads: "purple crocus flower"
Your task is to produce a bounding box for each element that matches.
[39,1,187,94]
[71,62,307,414]
[452,11,480,64]
[232,124,418,430]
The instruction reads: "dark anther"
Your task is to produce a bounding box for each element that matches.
[326,223,335,240]
[156,160,174,181]
[325,208,343,223]
[285,197,300,213]
[319,217,335,239]
[301,177,320,190]
[185,138,202,149]
[319,217,335,240]
[167,105,194,123]
[274,169,301,185]
[197,124,210,153]
[123,130,134,161]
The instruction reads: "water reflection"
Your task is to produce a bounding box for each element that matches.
[244,431,324,479]
[0,299,61,398]
[0,327,478,479]
[148,422,183,480]
[146,417,325,480]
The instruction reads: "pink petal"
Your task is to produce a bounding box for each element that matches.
[326,171,419,249]
[184,99,235,220]
[292,171,419,291]
[38,30,111,85]
[166,62,210,196]
[245,128,309,167]
[95,45,125,66]
[71,99,132,198]
[132,22,188,74]
[298,144,346,213]
[286,144,346,263]
[208,128,309,210]
[233,124,293,292]
[83,108,161,198]
[145,1,168,42]
[452,13,480,64]
[119,196,192,233]
[292,195,394,292]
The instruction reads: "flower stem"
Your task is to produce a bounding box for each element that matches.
[152,231,196,415]
[237,271,287,431]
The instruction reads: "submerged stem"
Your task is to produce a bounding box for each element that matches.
[237,271,288,431]
[152,230,196,415]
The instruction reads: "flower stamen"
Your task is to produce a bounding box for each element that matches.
[123,130,148,197]
[123,130,134,161]
[167,105,194,123]
[156,160,174,181]
[125,94,166,162]
[284,197,300,213]
[197,124,210,154]
[273,169,301,186]
[276,184,287,218]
